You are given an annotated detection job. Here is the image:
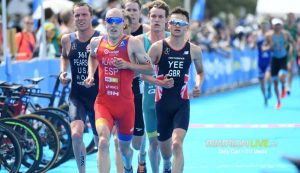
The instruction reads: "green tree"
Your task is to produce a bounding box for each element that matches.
[203,0,257,18]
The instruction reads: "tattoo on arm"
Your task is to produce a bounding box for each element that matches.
[193,53,204,74]
[61,38,69,59]
[90,38,100,58]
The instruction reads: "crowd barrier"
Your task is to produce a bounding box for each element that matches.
[0,48,259,95]
[201,47,258,92]
[0,58,61,94]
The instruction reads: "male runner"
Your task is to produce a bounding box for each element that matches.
[123,0,150,172]
[84,8,152,173]
[59,3,99,173]
[148,7,204,173]
[256,20,272,106]
[284,13,299,95]
[264,18,295,109]
[135,1,170,172]
[123,0,150,36]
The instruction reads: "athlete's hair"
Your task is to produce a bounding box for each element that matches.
[45,8,55,20]
[169,7,189,22]
[73,2,93,16]
[60,10,73,25]
[145,0,169,17]
[122,0,142,9]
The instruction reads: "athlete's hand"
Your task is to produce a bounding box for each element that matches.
[114,57,129,69]
[84,76,95,88]
[158,74,174,88]
[59,72,71,86]
[192,86,201,98]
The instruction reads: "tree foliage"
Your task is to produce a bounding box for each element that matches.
[204,0,257,18]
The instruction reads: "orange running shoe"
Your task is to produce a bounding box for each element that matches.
[281,88,286,98]
[137,162,146,173]
[276,102,281,109]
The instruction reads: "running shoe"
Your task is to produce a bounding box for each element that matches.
[286,87,291,95]
[275,102,281,109]
[137,162,147,173]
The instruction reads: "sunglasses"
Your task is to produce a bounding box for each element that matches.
[168,19,189,27]
[106,17,124,25]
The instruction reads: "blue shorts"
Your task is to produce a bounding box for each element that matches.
[258,64,270,79]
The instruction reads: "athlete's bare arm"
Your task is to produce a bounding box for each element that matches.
[119,36,153,75]
[262,31,273,51]
[191,43,204,97]
[148,40,163,64]
[84,36,101,88]
[285,30,296,56]
[59,34,71,85]
[135,34,145,48]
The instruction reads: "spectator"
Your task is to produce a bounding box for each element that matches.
[45,23,57,58]
[95,0,120,19]
[15,16,36,61]
[95,0,120,34]
[8,14,22,33]
[36,8,61,56]
[59,10,75,35]
[197,24,215,52]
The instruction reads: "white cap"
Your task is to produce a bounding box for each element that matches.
[272,18,283,25]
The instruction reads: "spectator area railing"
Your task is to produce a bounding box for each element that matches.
[0,47,258,94]
[202,47,258,93]
[0,58,60,93]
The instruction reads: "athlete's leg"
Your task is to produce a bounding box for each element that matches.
[259,77,267,105]
[118,100,135,172]
[69,98,89,173]
[112,126,124,173]
[132,91,147,172]
[96,122,111,173]
[148,135,160,173]
[258,66,267,104]
[287,59,294,94]
[70,120,86,173]
[132,134,147,163]
[279,72,287,97]
[143,101,160,173]
[171,128,187,173]
[94,102,114,173]
[274,79,280,105]
[265,70,272,99]
[159,138,172,172]
[271,58,281,108]
[119,139,134,172]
